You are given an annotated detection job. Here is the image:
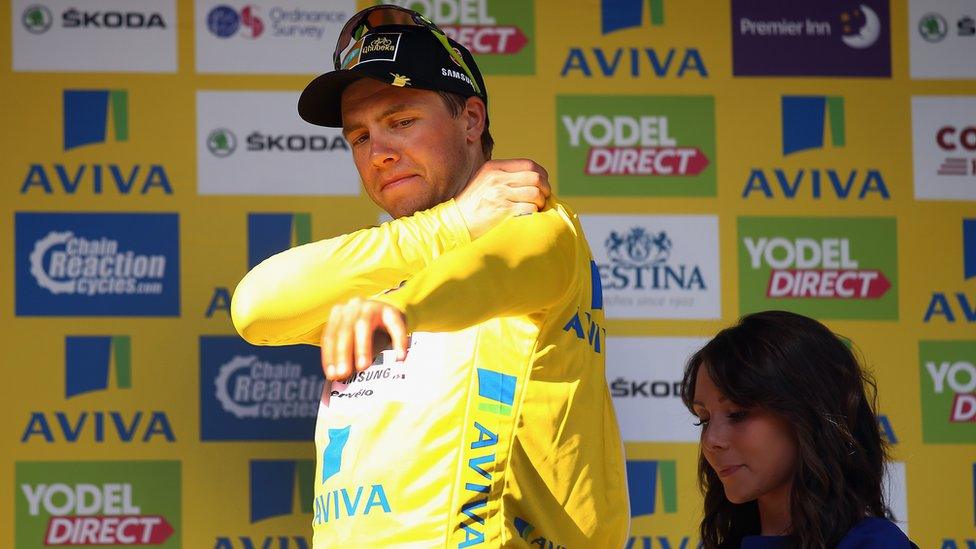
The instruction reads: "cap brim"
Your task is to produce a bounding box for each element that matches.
[298,70,370,128]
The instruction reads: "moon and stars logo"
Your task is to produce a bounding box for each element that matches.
[840,4,882,49]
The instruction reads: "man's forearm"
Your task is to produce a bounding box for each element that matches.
[231,200,470,346]
[374,207,578,333]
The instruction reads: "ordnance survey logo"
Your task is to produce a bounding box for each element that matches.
[15,213,180,316]
[195,0,352,73]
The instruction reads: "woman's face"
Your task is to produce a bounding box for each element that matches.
[692,367,798,505]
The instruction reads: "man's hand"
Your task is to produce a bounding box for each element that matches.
[321,297,408,381]
[455,159,551,240]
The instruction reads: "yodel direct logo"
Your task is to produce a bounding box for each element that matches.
[15,213,180,317]
[385,0,535,74]
[557,96,716,197]
[919,341,976,443]
[15,461,180,548]
[746,237,890,299]
[738,217,898,320]
[388,0,528,53]
[200,336,324,441]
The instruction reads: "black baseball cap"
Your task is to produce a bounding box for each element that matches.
[299,20,488,128]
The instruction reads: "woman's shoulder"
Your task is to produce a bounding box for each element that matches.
[837,517,914,548]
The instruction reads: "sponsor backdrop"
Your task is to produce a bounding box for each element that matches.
[1,0,974,547]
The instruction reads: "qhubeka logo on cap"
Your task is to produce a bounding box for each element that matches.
[351,33,402,66]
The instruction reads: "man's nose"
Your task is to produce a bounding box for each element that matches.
[370,133,400,168]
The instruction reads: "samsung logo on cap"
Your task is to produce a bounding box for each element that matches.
[441,67,473,86]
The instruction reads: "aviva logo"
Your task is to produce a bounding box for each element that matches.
[627,460,677,517]
[321,425,351,484]
[476,368,517,416]
[314,426,392,525]
[64,90,129,151]
[250,459,315,523]
[65,336,131,399]
[782,96,845,156]
[602,0,664,34]
[247,213,312,269]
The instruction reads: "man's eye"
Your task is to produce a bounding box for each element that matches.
[693,418,709,427]
[351,133,369,145]
[395,118,414,128]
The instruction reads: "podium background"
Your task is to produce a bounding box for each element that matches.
[2,0,974,547]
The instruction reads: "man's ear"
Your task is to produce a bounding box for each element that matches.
[463,96,486,145]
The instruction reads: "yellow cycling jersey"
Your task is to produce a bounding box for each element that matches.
[232,199,629,548]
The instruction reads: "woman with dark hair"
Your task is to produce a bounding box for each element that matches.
[680,310,916,549]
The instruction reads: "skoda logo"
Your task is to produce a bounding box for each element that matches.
[22,5,53,34]
[208,128,237,157]
[919,13,948,43]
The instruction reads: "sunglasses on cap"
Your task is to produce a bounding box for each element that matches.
[333,4,483,96]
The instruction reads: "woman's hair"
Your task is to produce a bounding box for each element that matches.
[679,310,891,549]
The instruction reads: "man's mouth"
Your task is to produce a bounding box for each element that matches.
[380,174,418,191]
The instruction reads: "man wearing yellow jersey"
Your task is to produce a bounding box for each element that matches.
[231,5,628,548]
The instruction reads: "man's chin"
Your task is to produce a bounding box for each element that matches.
[387,199,435,219]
